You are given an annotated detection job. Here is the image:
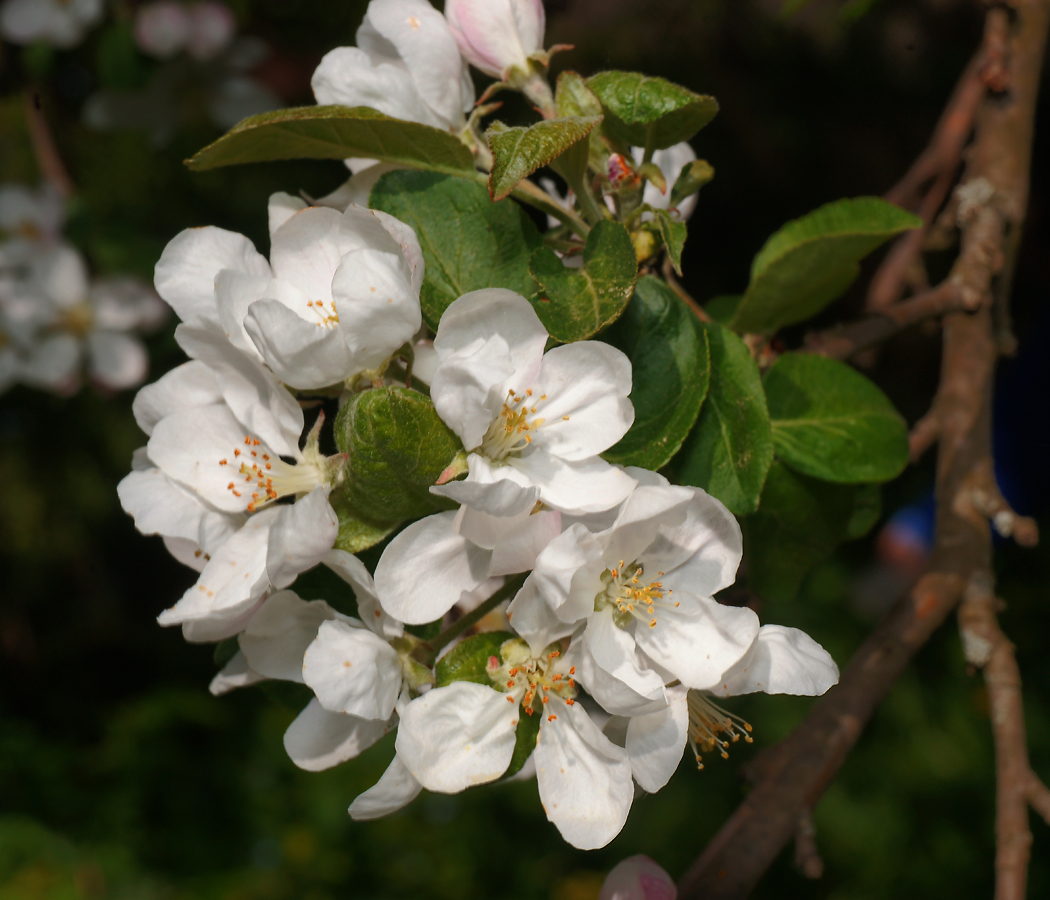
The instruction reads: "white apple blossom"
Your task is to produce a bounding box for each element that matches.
[445,0,545,80]
[631,143,700,221]
[506,481,754,715]
[428,289,636,518]
[0,0,103,47]
[134,2,191,59]
[312,0,474,134]
[396,637,634,849]
[153,194,423,389]
[0,183,64,243]
[600,855,677,900]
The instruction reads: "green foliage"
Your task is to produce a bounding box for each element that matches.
[604,277,710,469]
[334,387,461,528]
[370,170,543,330]
[730,197,922,334]
[486,116,602,201]
[328,490,399,556]
[504,704,541,779]
[744,461,877,602]
[96,24,152,90]
[186,106,475,174]
[670,159,715,208]
[651,209,688,274]
[674,323,773,515]
[529,220,637,342]
[764,353,909,483]
[435,632,514,688]
[587,71,719,150]
[553,72,605,182]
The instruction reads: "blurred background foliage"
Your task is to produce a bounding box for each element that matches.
[1,0,1049,897]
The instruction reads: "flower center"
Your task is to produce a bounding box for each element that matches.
[216,415,344,514]
[487,639,578,724]
[595,560,679,630]
[58,302,94,337]
[686,690,753,770]
[477,388,559,461]
[304,299,340,329]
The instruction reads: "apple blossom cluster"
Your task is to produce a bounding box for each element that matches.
[118,181,839,848]
[0,183,167,395]
[0,0,103,48]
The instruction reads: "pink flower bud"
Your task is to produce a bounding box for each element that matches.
[186,1,236,61]
[134,1,191,59]
[445,0,545,80]
[600,855,677,900]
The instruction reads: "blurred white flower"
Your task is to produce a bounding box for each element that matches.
[0,0,103,48]
[445,0,545,80]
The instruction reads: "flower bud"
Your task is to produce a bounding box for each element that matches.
[445,0,545,80]
[134,1,191,59]
[186,1,236,61]
[600,855,677,900]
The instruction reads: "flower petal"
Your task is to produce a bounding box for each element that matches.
[535,701,634,850]
[265,487,338,589]
[302,619,402,720]
[489,509,562,576]
[527,522,605,623]
[624,686,689,793]
[214,269,312,362]
[374,511,492,625]
[86,330,148,390]
[349,754,423,820]
[506,579,576,656]
[584,608,668,710]
[239,590,343,682]
[396,681,519,793]
[209,650,266,696]
[324,548,403,640]
[711,624,839,697]
[431,334,513,449]
[132,360,222,436]
[285,698,392,772]
[508,451,637,515]
[268,191,307,241]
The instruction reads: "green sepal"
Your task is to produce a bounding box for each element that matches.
[764,353,909,484]
[329,489,398,557]
[673,322,774,515]
[670,159,714,208]
[435,632,515,688]
[604,276,710,470]
[186,105,475,174]
[529,219,637,342]
[335,386,462,526]
[651,209,687,274]
[503,703,541,780]
[587,71,719,150]
[370,170,543,330]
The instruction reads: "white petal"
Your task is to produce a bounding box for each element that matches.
[331,248,420,371]
[268,205,358,301]
[489,509,562,576]
[374,511,492,625]
[244,299,357,389]
[712,624,839,698]
[635,592,760,691]
[302,619,402,721]
[509,452,637,515]
[316,164,398,213]
[506,579,576,656]
[239,589,342,683]
[324,549,403,640]
[214,269,312,362]
[349,754,423,820]
[528,522,605,623]
[268,191,308,241]
[265,488,338,589]
[86,331,148,389]
[601,484,695,572]
[430,335,513,450]
[433,289,548,385]
[162,536,209,572]
[132,360,222,436]
[584,608,667,712]
[285,698,392,772]
[532,342,634,460]
[434,468,539,519]
[396,682,519,793]
[625,686,689,792]
[157,508,278,634]
[577,638,668,719]
[174,324,304,458]
[20,333,80,391]
[535,701,633,850]
[154,226,269,327]
[209,650,266,696]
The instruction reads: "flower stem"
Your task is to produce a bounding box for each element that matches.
[425,574,527,661]
[510,178,590,237]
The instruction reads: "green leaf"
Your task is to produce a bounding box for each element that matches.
[370,170,543,330]
[553,72,605,183]
[670,159,714,208]
[529,220,637,342]
[764,353,909,483]
[652,210,688,275]
[730,197,922,334]
[847,483,883,539]
[335,387,462,525]
[487,116,601,201]
[604,277,710,469]
[673,322,773,515]
[744,461,873,602]
[704,294,742,324]
[329,490,398,556]
[435,632,514,688]
[186,105,475,174]
[587,71,719,150]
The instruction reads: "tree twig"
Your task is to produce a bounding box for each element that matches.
[662,256,711,322]
[677,0,1050,895]
[23,90,74,200]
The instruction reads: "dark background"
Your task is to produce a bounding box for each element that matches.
[2,0,1049,897]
